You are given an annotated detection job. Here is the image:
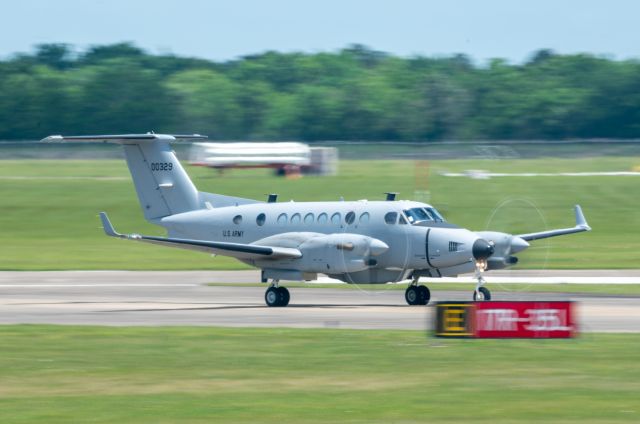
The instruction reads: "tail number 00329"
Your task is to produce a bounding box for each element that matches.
[151,162,173,171]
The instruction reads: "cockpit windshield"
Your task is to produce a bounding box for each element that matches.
[426,207,445,222]
[403,207,445,224]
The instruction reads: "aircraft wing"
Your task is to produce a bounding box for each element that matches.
[99,212,301,260]
[516,205,591,241]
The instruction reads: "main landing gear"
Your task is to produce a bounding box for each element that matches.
[405,278,430,305]
[265,280,290,307]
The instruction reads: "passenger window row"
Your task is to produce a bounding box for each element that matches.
[275,211,370,225]
[235,209,438,226]
[231,212,372,226]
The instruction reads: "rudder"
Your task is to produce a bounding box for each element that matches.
[123,140,199,220]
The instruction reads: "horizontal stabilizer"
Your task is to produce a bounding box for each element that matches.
[42,133,207,144]
[99,212,301,260]
[517,205,591,241]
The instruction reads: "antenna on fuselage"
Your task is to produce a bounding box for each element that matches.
[267,194,278,203]
[385,192,398,201]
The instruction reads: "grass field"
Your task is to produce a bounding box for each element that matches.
[0,325,638,423]
[0,156,638,270]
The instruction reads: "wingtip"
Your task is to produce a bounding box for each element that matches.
[99,212,120,237]
[574,205,591,231]
[40,135,63,143]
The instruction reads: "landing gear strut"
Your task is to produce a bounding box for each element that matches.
[405,278,430,306]
[265,280,290,307]
[473,261,491,301]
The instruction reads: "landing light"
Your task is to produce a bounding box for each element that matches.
[475,260,487,271]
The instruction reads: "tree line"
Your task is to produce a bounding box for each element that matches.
[1,43,639,141]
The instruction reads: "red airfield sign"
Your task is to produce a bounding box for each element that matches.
[435,301,576,338]
[474,301,576,338]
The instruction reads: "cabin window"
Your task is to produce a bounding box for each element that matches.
[399,215,408,225]
[291,213,301,224]
[317,213,328,223]
[277,213,288,224]
[345,211,356,225]
[233,215,242,225]
[304,213,314,224]
[359,212,370,224]
[256,213,266,226]
[331,212,341,224]
[384,212,398,224]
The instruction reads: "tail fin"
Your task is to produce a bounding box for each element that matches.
[42,133,258,221]
[122,138,200,219]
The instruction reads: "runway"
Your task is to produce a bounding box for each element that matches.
[1,271,639,332]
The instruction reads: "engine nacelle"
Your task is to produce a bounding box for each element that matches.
[296,233,388,274]
[486,256,518,270]
[426,227,487,268]
[475,230,528,271]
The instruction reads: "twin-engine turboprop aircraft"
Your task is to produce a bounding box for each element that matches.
[42,133,592,307]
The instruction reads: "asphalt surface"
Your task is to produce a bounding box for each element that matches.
[1,270,639,332]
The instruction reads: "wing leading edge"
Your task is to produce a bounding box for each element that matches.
[99,212,301,260]
[516,205,591,241]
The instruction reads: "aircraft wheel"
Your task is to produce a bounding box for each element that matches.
[417,285,431,305]
[277,287,290,307]
[405,286,420,305]
[473,287,491,301]
[265,287,281,307]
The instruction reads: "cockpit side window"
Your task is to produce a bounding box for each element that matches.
[403,208,431,224]
[403,207,446,224]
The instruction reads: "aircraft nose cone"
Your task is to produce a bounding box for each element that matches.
[472,238,494,260]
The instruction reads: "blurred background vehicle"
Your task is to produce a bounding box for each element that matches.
[189,142,338,176]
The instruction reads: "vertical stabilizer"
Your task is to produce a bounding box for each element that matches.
[41,133,261,222]
[122,140,199,220]
[42,134,204,220]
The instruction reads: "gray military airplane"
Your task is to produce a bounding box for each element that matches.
[43,133,592,307]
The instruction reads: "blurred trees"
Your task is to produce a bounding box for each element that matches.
[1,43,640,141]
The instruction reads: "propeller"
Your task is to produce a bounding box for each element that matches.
[474,231,530,270]
[473,198,553,294]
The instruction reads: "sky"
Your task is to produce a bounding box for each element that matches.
[1,0,639,63]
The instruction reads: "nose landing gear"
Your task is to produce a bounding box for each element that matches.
[405,278,430,305]
[473,261,492,301]
[473,285,491,301]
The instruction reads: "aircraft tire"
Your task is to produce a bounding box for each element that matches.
[417,285,430,305]
[265,287,281,307]
[473,287,491,301]
[278,287,290,307]
[405,286,420,305]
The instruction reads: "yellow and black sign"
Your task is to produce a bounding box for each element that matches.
[435,302,475,337]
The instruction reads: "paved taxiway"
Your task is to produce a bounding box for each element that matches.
[1,271,639,332]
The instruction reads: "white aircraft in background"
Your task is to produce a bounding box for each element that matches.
[43,133,592,307]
